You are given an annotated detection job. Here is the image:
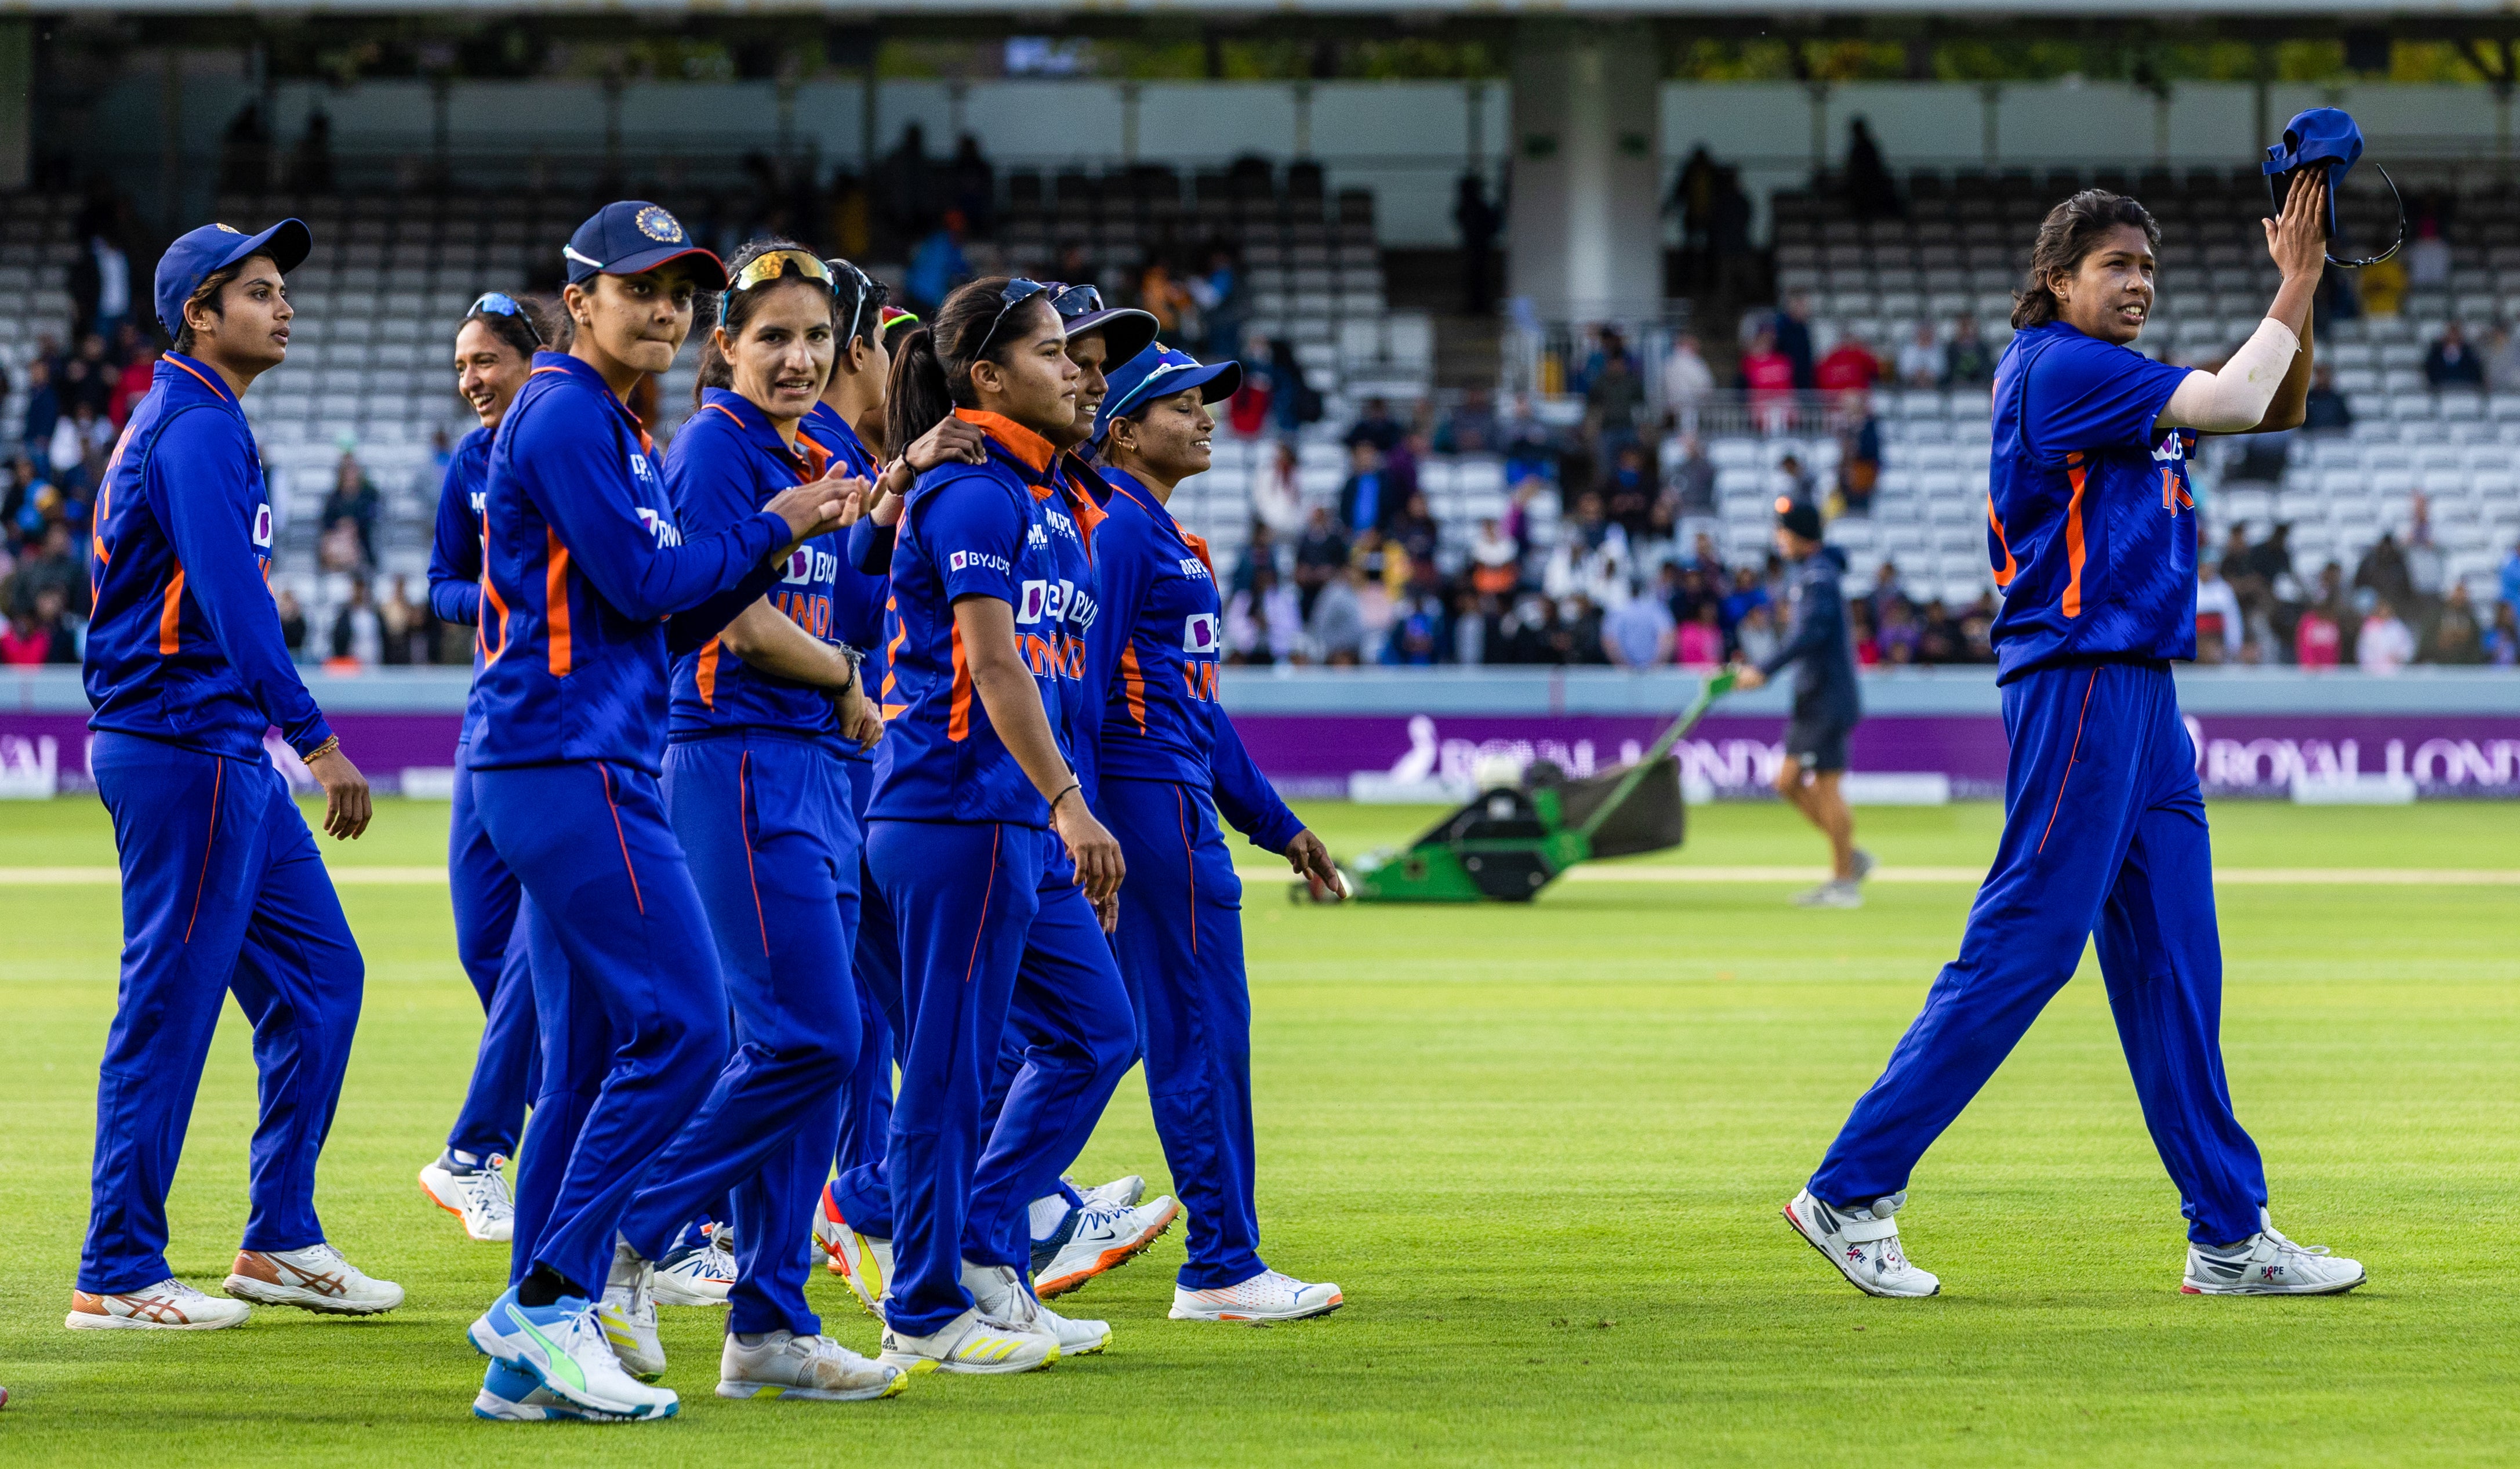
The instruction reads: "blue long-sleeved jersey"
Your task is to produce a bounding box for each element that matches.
[1079,466,1301,854]
[464,351,790,776]
[427,423,493,742]
[799,400,891,751]
[667,389,843,742]
[84,353,332,763]
[867,412,1090,828]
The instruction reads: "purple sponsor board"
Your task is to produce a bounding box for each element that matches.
[3,709,2518,798]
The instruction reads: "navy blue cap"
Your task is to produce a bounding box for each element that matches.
[1774,495,1823,542]
[562,202,728,289]
[1095,344,1243,444]
[2263,107,2362,236]
[1062,305,1160,368]
[155,218,311,339]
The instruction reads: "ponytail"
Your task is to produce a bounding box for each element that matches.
[885,324,953,455]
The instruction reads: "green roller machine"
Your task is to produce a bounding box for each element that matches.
[1334,672,1734,904]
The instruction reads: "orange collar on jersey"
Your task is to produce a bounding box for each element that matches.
[953,409,1054,473]
[702,387,831,484]
[161,351,237,406]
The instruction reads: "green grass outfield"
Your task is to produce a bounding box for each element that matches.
[2,796,2517,1466]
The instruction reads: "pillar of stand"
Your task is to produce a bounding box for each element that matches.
[1505,22,1664,324]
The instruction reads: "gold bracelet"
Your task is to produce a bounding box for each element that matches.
[304,735,341,763]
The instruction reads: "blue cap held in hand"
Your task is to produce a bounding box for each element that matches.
[155,218,311,340]
[561,202,728,289]
[2263,107,2402,266]
[1094,344,1243,449]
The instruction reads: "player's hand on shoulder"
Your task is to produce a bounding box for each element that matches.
[904,416,990,474]
[306,745,372,841]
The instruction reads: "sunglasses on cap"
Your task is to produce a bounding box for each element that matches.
[977,277,1059,357]
[729,249,836,295]
[1043,282,1106,319]
[823,257,885,344]
[467,291,543,348]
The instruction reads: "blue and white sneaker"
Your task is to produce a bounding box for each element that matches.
[1033,1195,1180,1299]
[1074,1174,1146,1211]
[652,1230,738,1307]
[469,1286,680,1420]
[1781,1188,1940,1298]
[472,1359,642,1423]
[2183,1211,2366,1296]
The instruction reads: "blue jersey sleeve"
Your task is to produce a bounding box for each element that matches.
[849,516,898,575]
[665,418,761,536]
[426,452,483,626]
[153,412,333,756]
[914,474,1025,606]
[510,403,787,625]
[1076,505,1156,806]
[1208,705,1303,854]
[2021,335,2191,462]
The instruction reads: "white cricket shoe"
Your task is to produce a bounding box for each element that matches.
[817,1184,892,1315]
[419,1156,515,1243]
[877,1305,1058,1375]
[599,1240,666,1381]
[66,1277,250,1331]
[967,1260,1109,1356]
[1074,1174,1147,1211]
[1033,1195,1181,1299]
[469,1286,679,1420]
[1851,849,1877,883]
[473,1359,642,1423]
[1782,1188,1940,1298]
[1793,879,1864,909]
[1169,1268,1345,1324]
[652,1229,738,1307]
[719,1330,910,1401]
[224,1243,404,1315]
[2183,1211,2366,1296]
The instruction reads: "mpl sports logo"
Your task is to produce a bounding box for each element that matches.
[1183,613,1220,654]
[948,549,1011,575]
[252,503,273,548]
[1178,556,1211,579]
[1026,522,1050,550]
[635,507,684,547]
[629,452,658,488]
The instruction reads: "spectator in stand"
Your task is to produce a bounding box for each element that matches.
[2427,584,2483,664]
[1773,452,1816,507]
[1664,434,1718,545]
[1875,597,1920,665]
[378,575,428,667]
[1896,321,1945,389]
[70,334,115,416]
[2483,601,2520,666]
[1345,396,1405,455]
[2406,495,2447,607]
[110,336,156,428]
[1265,334,1321,436]
[1773,295,1817,391]
[0,601,60,664]
[1251,441,1304,538]
[1601,580,1675,668]
[1601,443,1654,538]
[1556,593,1608,665]
[1306,563,1367,666]
[1661,333,1716,431]
[1545,491,1630,605]
[2486,324,2520,394]
[1381,587,1448,666]
[1849,599,1880,666]
[275,587,308,661]
[2405,218,2451,289]
[1453,589,1498,666]
[1719,563,1770,638]
[2500,535,2520,614]
[2294,598,2343,669]
[2424,322,2486,390]
[1454,171,1501,315]
[329,576,383,668]
[1337,441,1395,537]
[52,402,112,496]
[2302,363,2353,433]
[1676,600,1724,669]
[903,208,968,313]
[1843,117,1903,220]
[2356,599,2415,673]
[1139,256,1196,339]
[2195,561,2243,663]
[1815,336,1881,394]
[1941,315,1995,389]
[1734,602,1781,668]
[1835,393,1881,516]
[1501,397,1559,489]
[1741,328,1796,433]
[1958,593,1998,663]
[1388,491,1441,573]
[1433,386,1499,455]
[1468,517,1520,597]
[1292,505,1350,619]
[1584,347,1648,463]
[1224,563,1303,666]
[20,359,58,474]
[8,523,82,619]
[321,453,382,572]
[1869,556,1907,626]
[2354,531,2414,616]
[1227,331,1277,436]
[1188,246,1245,361]
[1232,519,1281,596]
[1915,599,1962,663]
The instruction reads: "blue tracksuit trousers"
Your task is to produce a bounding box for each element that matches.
[1808,660,2268,1246]
[81,732,365,1293]
[835,755,897,1183]
[445,736,540,1160]
[1101,778,1265,1290]
[617,734,861,1338]
[869,819,1136,1337]
[477,760,732,1298]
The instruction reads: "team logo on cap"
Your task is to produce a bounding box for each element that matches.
[215,223,244,234]
[636,206,685,244]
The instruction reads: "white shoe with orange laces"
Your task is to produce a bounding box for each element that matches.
[66,1277,250,1330]
[224,1243,405,1315]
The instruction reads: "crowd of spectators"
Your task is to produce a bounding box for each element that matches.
[2198,509,2520,671]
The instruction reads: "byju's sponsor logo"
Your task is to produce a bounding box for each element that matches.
[1182,612,1219,653]
[948,549,1011,575]
[636,507,684,547]
[252,503,273,548]
[1016,579,1050,623]
[784,547,837,585]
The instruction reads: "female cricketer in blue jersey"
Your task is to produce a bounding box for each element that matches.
[419,291,550,1245]
[73,219,403,1331]
[1784,173,2368,1299]
[1085,343,1349,1323]
[594,240,903,1403]
[459,202,847,1424]
[863,278,1139,1374]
